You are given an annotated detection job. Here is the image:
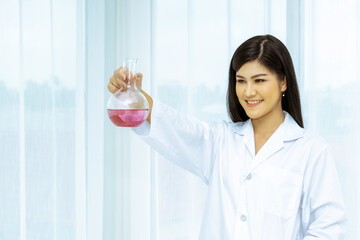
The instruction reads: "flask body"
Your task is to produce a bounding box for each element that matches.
[107,58,149,127]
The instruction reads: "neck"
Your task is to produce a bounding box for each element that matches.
[251,109,285,136]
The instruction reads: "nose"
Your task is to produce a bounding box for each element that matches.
[244,82,256,97]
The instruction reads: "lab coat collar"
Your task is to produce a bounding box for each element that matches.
[230,111,305,173]
[229,111,305,142]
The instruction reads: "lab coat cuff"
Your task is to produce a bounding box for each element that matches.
[132,120,150,135]
[131,99,161,136]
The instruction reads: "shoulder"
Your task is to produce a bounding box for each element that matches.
[299,129,330,152]
[281,114,333,165]
[295,129,335,170]
[224,121,245,130]
[224,120,250,135]
[201,120,248,140]
[207,120,237,134]
[283,112,330,153]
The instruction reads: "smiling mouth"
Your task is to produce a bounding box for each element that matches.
[245,99,264,107]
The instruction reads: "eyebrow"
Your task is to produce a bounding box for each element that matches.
[236,73,268,79]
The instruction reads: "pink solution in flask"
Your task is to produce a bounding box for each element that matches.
[107,109,149,127]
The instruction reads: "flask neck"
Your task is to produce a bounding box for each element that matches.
[126,79,138,90]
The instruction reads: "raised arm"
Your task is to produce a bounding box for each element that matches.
[108,68,222,184]
[135,99,222,184]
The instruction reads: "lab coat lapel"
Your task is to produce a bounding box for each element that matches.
[241,120,256,158]
[249,125,284,172]
[231,118,282,161]
[230,112,304,173]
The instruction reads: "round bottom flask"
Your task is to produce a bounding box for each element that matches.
[107,58,149,127]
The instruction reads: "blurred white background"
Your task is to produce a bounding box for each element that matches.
[0,0,359,239]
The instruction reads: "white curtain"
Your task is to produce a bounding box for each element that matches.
[0,0,104,239]
[0,0,359,239]
[301,1,360,239]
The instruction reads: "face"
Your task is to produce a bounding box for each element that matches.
[235,61,287,121]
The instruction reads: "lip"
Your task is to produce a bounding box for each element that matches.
[245,99,264,107]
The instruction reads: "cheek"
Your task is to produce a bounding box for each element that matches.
[260,84,271,93]
[235,85,243,98]
[261,84,281,99]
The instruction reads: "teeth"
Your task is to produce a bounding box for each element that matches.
[247,100,262,104]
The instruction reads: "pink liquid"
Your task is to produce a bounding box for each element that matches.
[107,109,149,127]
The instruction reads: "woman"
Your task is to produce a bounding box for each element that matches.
[108,35,346,239]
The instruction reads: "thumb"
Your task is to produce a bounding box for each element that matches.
[134,72,143,90]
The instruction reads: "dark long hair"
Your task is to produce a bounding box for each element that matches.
[227,34,304,128]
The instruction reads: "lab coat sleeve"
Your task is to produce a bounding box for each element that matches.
[132,99,222,185]
[301,144,347,239]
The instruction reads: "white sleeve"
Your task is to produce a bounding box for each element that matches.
[301,144,347,239]
[132,99,222,185]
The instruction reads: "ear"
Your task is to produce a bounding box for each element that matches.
[280,76,287,92]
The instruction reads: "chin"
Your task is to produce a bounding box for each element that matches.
[248,115,262,120]
[244,110,263,120]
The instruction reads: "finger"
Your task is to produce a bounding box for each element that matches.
[122,67,129,79]
[114,68,121,79]
[107,82,119,94]
[136,72,143,79]
[109,75,121,88]
[114,68,126,81]
[111,82,126,93]
[111,74,127,89]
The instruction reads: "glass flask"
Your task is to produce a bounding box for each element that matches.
[107,58,149,127]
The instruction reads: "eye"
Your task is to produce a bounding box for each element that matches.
[255,79,265,83]
[236,79,246,84]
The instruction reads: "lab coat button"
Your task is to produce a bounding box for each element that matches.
[240,214,247,222]
[246,173,252,180]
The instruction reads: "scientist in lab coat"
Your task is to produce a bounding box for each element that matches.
[108,35,346,239]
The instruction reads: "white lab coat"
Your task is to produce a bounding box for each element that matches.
[133,100,346,240]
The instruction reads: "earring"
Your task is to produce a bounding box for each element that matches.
[282,92,285,97]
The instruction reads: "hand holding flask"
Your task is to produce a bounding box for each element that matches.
[107,58,149,127]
